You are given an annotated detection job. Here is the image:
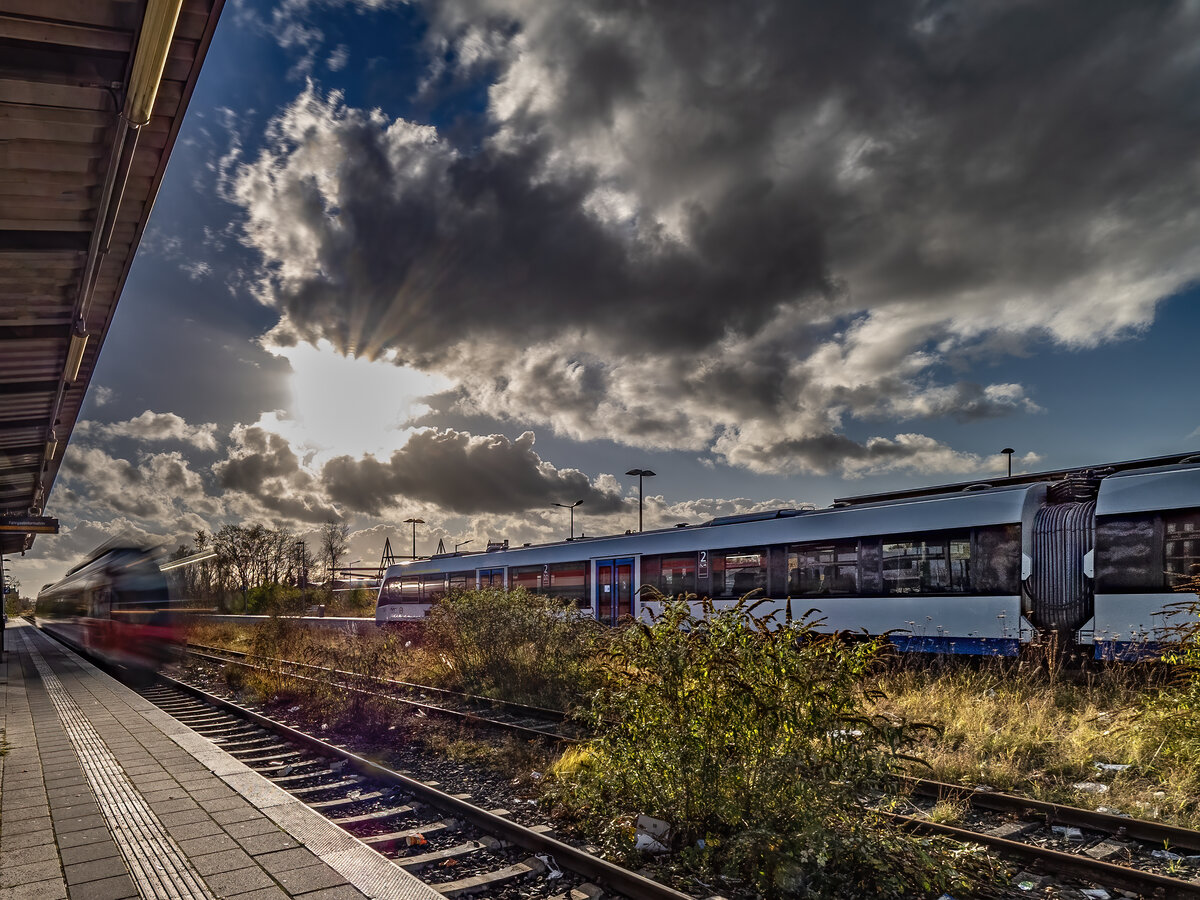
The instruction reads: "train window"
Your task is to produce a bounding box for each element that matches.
[377,577,404,608]
[448,572,471,593]
[478,568,505,588]
[422,576,448,602]
[640,554,698,599]
[511,566,543,592]
[788,542,858,594]
[712,550,767,598]
[882,533,971,594]
[1166,511,1200,588]
[547,561,589,607]
[400,577,421,602]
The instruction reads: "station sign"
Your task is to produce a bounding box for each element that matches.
[0,515,59,534]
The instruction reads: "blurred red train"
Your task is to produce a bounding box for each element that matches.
[36,545,184,681]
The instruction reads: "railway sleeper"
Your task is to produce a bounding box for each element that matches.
[286,776,365,797]
[199,724,258,739]
[431,855,548,897]
[308,789,388,811]
[270,766,348,785]
[548,885,603,900]
[214,734,279,750]
[394,839,491,872]
[174,711,229,724]
[988,821,1040,840]
[366,819,457,849]
[331,804,415,826]
[1083,839,1133,861]
[146,696,195,708]
[237,748,304,764]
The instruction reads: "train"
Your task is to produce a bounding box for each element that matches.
[375,453,1200,658]
[35,545,185,679]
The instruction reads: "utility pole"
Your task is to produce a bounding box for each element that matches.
[404,518,424,559]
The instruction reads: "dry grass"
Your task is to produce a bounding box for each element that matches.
[872,660,1200,828]
[185,602,1200,836]
[185,619,446,685]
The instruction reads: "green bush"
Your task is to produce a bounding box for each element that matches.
[422,588,604,707]
[545,597,997,897]
[327,587,376,616]
[1144,581,1200,790]
[242,583,307,615]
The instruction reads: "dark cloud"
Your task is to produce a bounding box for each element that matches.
[235,90,828,363]
[323,428,628,515]
[233,0,1198,474]
[213,426,340,523]
[215,426,303,491]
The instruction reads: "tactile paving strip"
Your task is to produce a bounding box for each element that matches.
[21,631,218,900]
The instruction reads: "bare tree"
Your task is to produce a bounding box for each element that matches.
[319,520,351,589]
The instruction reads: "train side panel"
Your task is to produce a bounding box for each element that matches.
[1091,463,1200,658]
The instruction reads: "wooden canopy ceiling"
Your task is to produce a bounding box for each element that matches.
[0,0,225,557]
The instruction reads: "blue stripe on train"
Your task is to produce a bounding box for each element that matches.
[1093,640,1162,661]
[889,635,1021,657]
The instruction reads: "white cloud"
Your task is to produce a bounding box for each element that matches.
[76,411,220,451]
[326,44,349,71]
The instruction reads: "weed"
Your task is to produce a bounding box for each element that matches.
[544,597,999,898]
[926,798,967,825]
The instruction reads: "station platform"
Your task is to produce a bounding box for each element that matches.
[1,620,441,900]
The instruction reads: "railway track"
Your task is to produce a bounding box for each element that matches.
[141,672,693,900]
[186,641,1200,898]
[185,643,581,742]
[886,779,1200,897]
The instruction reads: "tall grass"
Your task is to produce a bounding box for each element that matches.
[544,598,998,898]
[874,626,1200,826]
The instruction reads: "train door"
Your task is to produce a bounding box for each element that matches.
[595,558,634,625]
[478,568,505,588]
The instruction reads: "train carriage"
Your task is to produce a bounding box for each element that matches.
[36,546,184,678]
[1090,461,1200,657]
[376,454,1200,658]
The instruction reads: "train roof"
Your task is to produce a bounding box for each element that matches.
[832,450,1200,507]
[1096,458,1200,516]
[386,481,1036,578]
[383,451,1200,582]
[63,542,154,577]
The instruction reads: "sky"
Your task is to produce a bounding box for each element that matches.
[13,0,1200,591]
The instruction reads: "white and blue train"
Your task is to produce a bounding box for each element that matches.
[375,454,1200,658]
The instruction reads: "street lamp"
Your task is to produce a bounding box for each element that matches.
[404,518,425,559]
[454,539,473,553]
[552,500,583,539]
[625,469,656,533]
[1001,448,1015,478]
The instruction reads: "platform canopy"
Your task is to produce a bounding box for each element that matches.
[0,0,225,556]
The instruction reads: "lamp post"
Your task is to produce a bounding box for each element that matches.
[552,500,583,539]
[454,539,473,553]
[625,469,656,532]
[404,518,424,559]
[1001,447,1015,478]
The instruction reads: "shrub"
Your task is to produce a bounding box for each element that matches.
[422,588,604,707]
[545,597,997,897]
[1142,577,1200,791]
